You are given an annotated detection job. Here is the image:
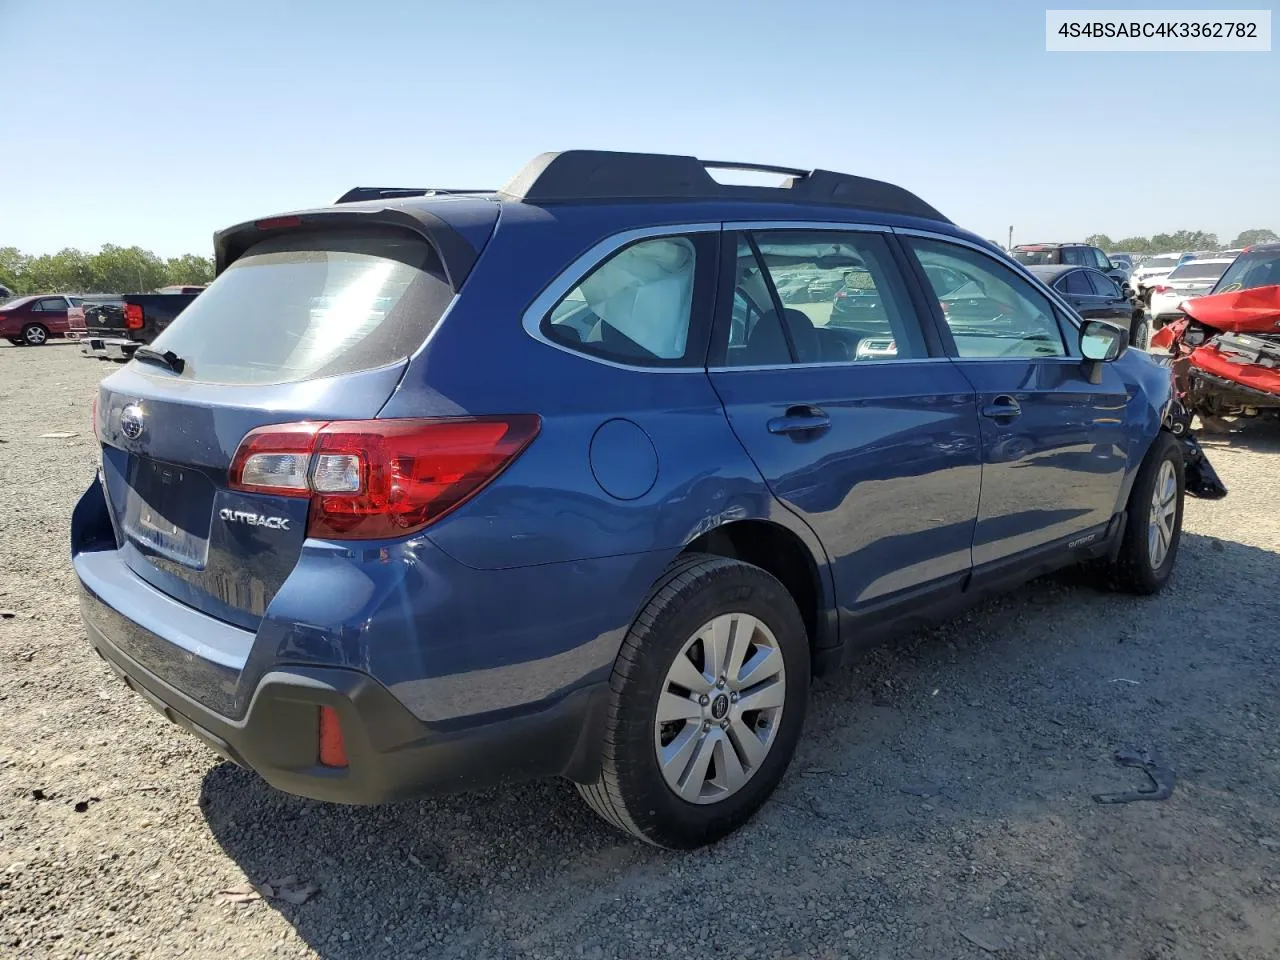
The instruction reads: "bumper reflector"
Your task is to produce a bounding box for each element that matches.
[318,706,348,768]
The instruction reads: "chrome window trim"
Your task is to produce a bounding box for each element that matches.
[722,220,893,233]
[520,222,720,374]
[708,357,950,373]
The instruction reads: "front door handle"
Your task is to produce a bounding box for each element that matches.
[767,405,831,436]
[981,395,1022,420]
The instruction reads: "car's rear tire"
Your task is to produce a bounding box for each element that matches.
[576,553,810,849]
[1130,314,1149,349]
[21,324,49,346]
[1109,431,1184,594]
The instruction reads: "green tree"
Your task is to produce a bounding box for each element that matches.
[90,245,168,293]
[1232,228,1278,247]
[1084,233,1114,250]
[164,254,214,287]
[1114,236,1152,254]
[23,248,95,293]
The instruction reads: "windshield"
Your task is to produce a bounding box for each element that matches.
[1213,250,1280,294]
[1012,249,1056,265]
[1168,262,1229,280]
[147,228,453,385]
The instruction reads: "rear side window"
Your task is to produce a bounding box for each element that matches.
[148,228,453,385]
[1087,272,1120,297]
[542,235,709,366]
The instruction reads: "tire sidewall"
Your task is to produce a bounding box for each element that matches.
[610,560,809,847]
[22,324,48,346]
[1128,433,1185,589]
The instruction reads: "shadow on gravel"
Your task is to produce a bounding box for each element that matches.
[201,532,1280,960]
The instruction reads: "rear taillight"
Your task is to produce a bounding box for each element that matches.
[1152,285,1172,295]
[123,304,143,330]
[229,416,540,540]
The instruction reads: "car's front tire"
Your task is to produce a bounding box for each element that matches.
[1130,314,1149,349]
[1110,431,1184,594]
[576,553,810,849]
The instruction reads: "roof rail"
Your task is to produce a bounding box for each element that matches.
[497,150,950,223]
[333,186,492,204]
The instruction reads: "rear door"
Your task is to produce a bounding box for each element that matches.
[35,296,70,333]
[708,227,982,615]
[902,234,1129,569]
[94,226,463,630]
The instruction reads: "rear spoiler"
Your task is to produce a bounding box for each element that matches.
[213,200,498,292]
[333,187,492,204]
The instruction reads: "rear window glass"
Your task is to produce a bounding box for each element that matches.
[1013,248,1057,265]
[1168,262,1228,280]
[147,228,452,385]
[1142,255,1182,269]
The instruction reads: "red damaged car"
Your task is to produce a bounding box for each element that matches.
[1151,243,1280,427]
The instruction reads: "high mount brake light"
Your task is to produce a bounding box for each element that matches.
[229,416,541,540]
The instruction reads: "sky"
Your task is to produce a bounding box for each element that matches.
[1,0,1276,257]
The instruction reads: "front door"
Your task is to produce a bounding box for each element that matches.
[903,236,1130,568]
[708,228,983,613]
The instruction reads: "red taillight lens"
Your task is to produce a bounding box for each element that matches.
[229,416,540,540]
[1153,285,1172,295]
[318,706,347,768]
[123,304,143,330]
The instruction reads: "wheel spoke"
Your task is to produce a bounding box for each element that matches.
[736,645,783,690]
[737,677,786,713]
[713,733,747,794]
[727,714,768,769]
[657,691,702,723]
[660,723,701,784]
[725,614,756,686]
[700,616,733,684]
[666,650,713,694]
[677,733,716,801]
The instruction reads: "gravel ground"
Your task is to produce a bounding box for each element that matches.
[1,342,1278,960]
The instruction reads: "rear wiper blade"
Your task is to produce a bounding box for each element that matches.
[132,346,186,374]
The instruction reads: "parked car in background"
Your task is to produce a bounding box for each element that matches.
[0,285,13,303]
[1130,252,1198,303]
[66,295,125,339]
[0,294,74,345]
[1026,264,1146,345]
[79,289,204,360]
[74,150,1222,850]
[1210,242,1280,295]
[1106,252,1135,281]
[1010,242,1129,292]
[1148,258,1235,329]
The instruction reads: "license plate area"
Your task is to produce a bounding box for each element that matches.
[122,457,215,568]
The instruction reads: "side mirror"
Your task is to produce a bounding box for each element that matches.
[1080,319,1127,382]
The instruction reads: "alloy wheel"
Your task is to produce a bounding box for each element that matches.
[1147,459,1178,568]
[653,612,786,805]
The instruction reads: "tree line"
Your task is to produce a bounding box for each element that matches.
[0,245,214,297]
[1082,228,1277,256]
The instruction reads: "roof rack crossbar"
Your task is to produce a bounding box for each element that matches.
[334,187,493,205]
[497,150,949,223]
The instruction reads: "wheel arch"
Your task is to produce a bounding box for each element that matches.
[681,518,840,675]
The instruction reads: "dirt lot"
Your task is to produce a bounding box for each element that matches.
[1,342,1278,960]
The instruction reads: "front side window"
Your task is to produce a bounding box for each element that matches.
[719,230,927,367]
[543,235,701,366]
[1091,248,1112,270]
[908,238,1067,359]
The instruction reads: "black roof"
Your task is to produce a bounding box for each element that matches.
[335,150,951,223]
[1025,264,1091,282]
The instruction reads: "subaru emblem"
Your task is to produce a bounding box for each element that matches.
[120,403,145,440]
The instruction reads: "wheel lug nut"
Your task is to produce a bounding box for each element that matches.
[699,694,709,706]
[717,678,726,689]
[730,692,739,703]
[702,720,711,732]
[719,719,728,730]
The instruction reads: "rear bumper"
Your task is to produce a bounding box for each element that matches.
[80,336,138,361]
[76,551,608,804]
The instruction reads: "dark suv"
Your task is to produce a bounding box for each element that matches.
[1012,243,1130,291]
[73,151,1222,849]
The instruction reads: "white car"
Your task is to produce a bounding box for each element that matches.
[1148,258,1235,329]
[1130,252,1197,301]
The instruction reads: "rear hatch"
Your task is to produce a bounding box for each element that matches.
[85,301,126,335]
[95,224,467,630]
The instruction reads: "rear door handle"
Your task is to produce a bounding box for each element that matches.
[767,405,831,436]
[981,395,1022,420]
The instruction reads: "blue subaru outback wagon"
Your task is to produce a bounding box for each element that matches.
[72,151,1225,848]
